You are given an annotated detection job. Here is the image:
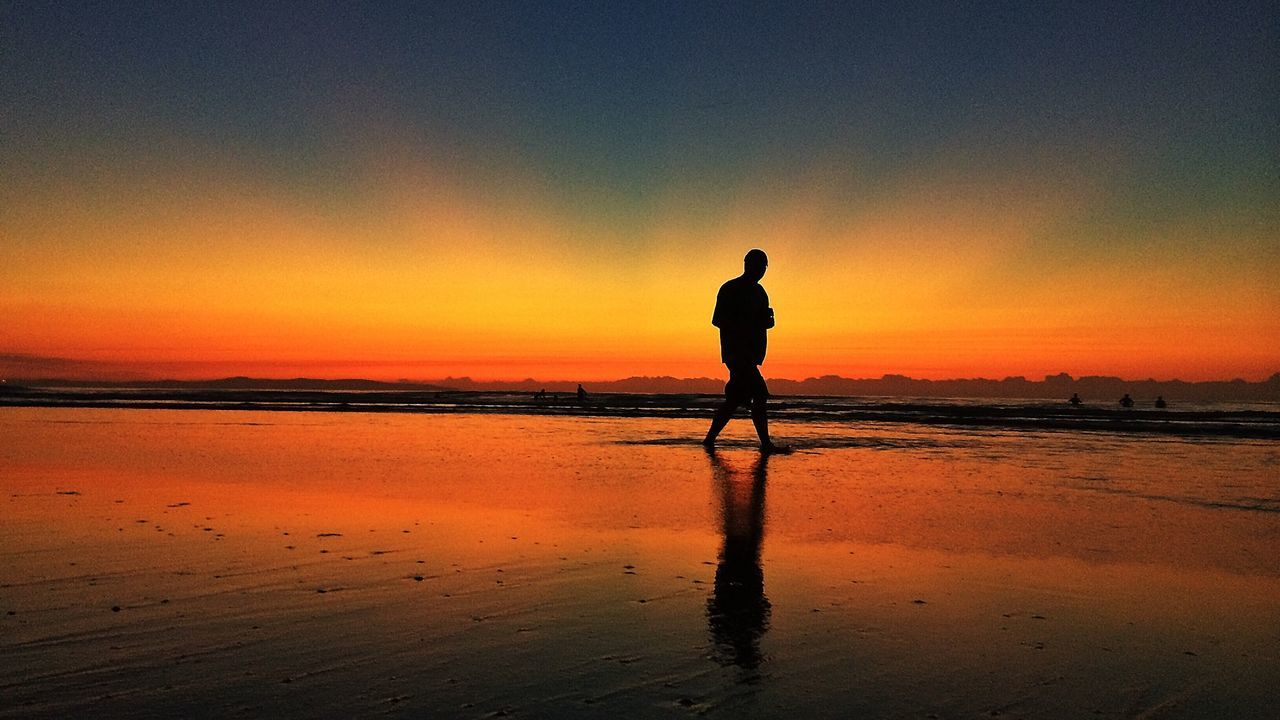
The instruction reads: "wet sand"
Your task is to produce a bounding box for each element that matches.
[2,407,1277,718]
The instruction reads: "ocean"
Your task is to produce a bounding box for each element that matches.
[3,386,1277,439]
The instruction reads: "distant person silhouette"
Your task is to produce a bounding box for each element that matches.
[534,388,547,402]
[576,384,588,406]
[1155,396,1167,409]
[1119,393,1134,408]
[1069,392,1083,406]
[702,249,789,453]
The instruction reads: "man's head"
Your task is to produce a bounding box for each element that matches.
[743,248,768,281]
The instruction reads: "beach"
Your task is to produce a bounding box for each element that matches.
[2,406,1277,718]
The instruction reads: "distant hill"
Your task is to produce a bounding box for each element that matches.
[6,377,451,392]
[431,376,725,395]
[429,372,1280,402]
[767,372,1280,403]
[7,372,1278,402]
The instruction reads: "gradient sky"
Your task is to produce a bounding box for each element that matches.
[2,1,1277,381]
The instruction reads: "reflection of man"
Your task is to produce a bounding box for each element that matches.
[703,249,789,453]
[705,450,770,671]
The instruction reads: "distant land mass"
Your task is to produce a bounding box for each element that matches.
[432,373,1280,402]
[7,373,1278,403]
[1,376,452,392]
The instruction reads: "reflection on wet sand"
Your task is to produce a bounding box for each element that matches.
[3,408,1278,718]
[706,450,770,675]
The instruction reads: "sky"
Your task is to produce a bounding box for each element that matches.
[2,1,1277,382]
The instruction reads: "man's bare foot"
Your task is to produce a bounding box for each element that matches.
[760,442,792,454]
[701,437,717,448]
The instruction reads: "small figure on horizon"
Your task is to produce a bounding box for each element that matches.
[1119,393,1134,408]
[1069,392,1082,406]
[534,388,547,402]
[703,249,790,454]
[576,384,588,406]
[1155,395,1167,409]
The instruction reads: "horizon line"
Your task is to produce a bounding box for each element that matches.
[6,371,1279,387]
[4,353,1278,385]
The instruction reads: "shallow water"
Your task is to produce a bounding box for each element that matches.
[6,387,1278,439]
[1,407,1277,718]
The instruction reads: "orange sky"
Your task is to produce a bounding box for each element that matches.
[2,144,1275,382]
[2,4,1277,383]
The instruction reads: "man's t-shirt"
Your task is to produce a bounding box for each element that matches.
[712,276,771,366]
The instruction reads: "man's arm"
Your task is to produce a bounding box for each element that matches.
[711,285,729,328]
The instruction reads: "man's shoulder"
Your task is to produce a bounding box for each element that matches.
[719,276,757,293]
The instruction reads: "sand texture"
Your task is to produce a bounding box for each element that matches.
[2,407,1277,718]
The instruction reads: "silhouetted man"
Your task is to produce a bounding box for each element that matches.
[703,249,789,453]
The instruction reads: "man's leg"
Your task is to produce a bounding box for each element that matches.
[706,365,745,446]
[750,397,771,448]
[747,368,790,453]
[703,399,738,446]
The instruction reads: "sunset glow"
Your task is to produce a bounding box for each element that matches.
[2,3,1276,382]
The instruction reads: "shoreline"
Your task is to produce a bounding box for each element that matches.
[2,387,1277,439]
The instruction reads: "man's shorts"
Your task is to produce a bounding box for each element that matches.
[724,363,769,404]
